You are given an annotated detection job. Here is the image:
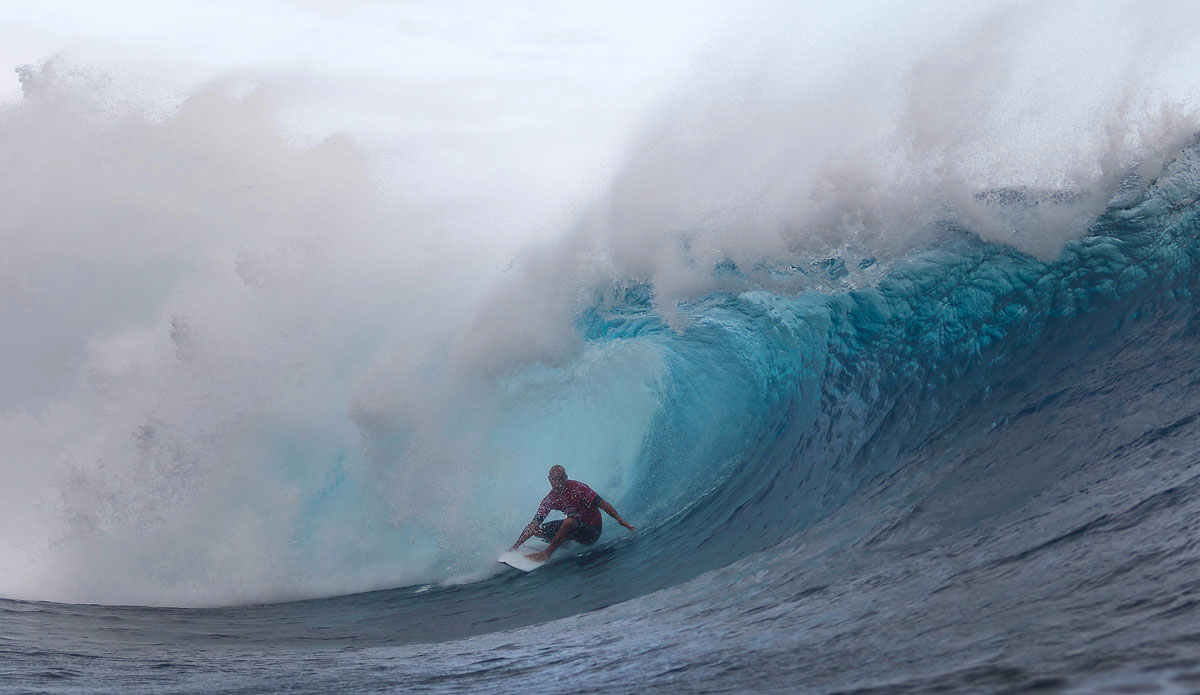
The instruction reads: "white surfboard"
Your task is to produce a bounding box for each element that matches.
[498,549,546,572]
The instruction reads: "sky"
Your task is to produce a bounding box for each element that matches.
[0,0,736,243]
[0,1,726,136]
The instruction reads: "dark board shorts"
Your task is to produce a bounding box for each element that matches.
[539,518,601,545]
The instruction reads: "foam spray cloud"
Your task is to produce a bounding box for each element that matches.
[0,62,451,604]
[472,0,1200,356]
[0,0,716,604]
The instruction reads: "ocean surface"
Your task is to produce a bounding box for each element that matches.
[5,121,1200,693]
[5,4,1200,688]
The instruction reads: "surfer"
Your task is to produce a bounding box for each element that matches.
[510,465,636,562]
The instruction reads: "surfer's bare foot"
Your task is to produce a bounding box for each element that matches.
[526,551,550,563]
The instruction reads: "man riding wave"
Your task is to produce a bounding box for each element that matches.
[510,465,636,562]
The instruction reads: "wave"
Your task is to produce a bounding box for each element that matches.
[4,1,1200,611]
[4,134,1197,654]
[560,136,1200,592]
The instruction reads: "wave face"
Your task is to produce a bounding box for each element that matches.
[7,136,1200,694]
[8,1,1200,611]
[6,4,1200,692]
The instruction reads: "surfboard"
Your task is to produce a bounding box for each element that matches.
[498,549,546,572]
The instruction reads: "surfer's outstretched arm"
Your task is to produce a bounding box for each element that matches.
[510,520,541,550]
[597,499,636,532]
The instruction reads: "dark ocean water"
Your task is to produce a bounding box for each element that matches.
[5,139,1200,693]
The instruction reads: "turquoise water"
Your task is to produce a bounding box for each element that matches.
[5,137,1200,694]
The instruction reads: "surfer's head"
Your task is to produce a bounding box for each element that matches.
[548,465,568,492]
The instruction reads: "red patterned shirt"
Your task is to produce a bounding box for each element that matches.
[535,480,602,528]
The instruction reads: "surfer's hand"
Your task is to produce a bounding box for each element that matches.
[621,520,637,532]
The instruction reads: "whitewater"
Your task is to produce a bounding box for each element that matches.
[4,1,1200,693]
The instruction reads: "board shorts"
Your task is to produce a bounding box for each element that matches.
[539,518,601,545]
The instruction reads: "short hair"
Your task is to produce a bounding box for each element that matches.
[549,465,567,477]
